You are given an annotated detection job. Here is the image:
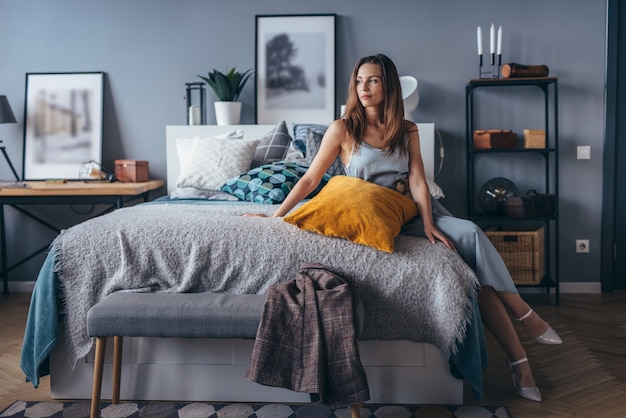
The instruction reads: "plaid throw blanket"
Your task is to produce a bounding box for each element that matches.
[247,263,369,409]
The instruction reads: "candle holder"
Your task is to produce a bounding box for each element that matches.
[478,54,502,79]
[478,55,492,79]
[492,54,502,79]
[184,82,206,125]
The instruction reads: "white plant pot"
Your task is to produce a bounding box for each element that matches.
[214,101,242,126]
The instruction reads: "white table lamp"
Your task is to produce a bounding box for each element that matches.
[400,76,419,121]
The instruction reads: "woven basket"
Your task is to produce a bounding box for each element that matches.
[485,226,545,285]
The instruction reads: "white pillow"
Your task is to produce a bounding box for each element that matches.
[214,130,245,139]
[427,179,445,199]
[176,137,260,190]
[176,137,194,168]
[176,130,245,167]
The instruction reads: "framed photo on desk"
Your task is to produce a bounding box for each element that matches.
[22,72,104,180]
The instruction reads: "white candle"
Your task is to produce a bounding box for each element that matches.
[490,23,495,54]
[497,25,502,55]
[189,105,201,125]
[477,26,482,55]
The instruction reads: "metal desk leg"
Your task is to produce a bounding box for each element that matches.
[1,204,8,294]
[116,191,151,208]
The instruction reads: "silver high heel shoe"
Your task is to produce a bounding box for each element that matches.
[517,308,563,345]
[507,358,542,402]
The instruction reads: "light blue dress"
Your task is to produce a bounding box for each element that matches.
[343,140,518,294]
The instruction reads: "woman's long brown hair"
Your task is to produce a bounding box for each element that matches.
[343,53,414,155]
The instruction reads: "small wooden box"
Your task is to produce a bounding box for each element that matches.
[115,160,149,182]
[485,226,545,285]
[523,129,546,148]
[473,130,517,149]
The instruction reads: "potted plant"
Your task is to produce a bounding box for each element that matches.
[198,67,253,125]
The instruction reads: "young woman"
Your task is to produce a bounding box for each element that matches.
[263,53,561,402]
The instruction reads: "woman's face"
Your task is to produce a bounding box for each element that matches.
[356,63,384,109]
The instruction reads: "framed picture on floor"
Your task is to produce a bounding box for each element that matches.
[255,14,336,125]
[22,72,104,180]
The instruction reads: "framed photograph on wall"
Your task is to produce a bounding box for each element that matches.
[255,14,336,124]
[22,72,104,180]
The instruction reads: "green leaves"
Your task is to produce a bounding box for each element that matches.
[198,67,253,102]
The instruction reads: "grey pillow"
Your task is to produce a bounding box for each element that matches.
[252,121,292,167]
[303,129,345,177]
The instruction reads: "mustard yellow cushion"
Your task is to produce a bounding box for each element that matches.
[283,175,418,252]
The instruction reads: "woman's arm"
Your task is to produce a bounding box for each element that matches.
[271,120,347,217]
[406,125,455,250]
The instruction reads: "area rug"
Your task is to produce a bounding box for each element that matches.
[0,401,509,418]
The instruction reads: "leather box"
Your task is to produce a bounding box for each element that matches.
[504,191,556,218]
[473,130,517,149]
[115,160,149,182]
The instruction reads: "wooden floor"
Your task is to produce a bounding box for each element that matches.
[1,291,626,417]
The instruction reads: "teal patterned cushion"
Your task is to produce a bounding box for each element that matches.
[221,161,331,204]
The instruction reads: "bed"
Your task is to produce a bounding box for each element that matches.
[21,122,487,405]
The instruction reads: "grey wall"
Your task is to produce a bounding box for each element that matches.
[0,0,607,287]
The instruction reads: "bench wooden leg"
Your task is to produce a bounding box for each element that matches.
[90,337,106,418]
[351,403,361,418]
[112,336,123,404]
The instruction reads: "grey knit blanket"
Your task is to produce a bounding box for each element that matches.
[53,201,479,366]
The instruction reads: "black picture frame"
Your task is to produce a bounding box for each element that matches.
[255,14,336,124]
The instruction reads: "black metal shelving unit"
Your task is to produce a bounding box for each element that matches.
[465,77,559,303]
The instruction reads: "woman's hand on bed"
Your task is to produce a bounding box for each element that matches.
[425,226,456,251]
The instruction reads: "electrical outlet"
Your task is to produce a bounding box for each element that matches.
[576,239,590,253]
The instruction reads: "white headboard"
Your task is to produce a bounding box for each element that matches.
[165,123,436,195]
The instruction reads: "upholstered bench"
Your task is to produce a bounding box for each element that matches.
[86,292,362,418]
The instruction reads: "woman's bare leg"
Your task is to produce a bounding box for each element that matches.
[496,291,550,338]
[478,286,536,388]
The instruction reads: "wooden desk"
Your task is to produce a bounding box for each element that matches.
[0,180,165,294]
